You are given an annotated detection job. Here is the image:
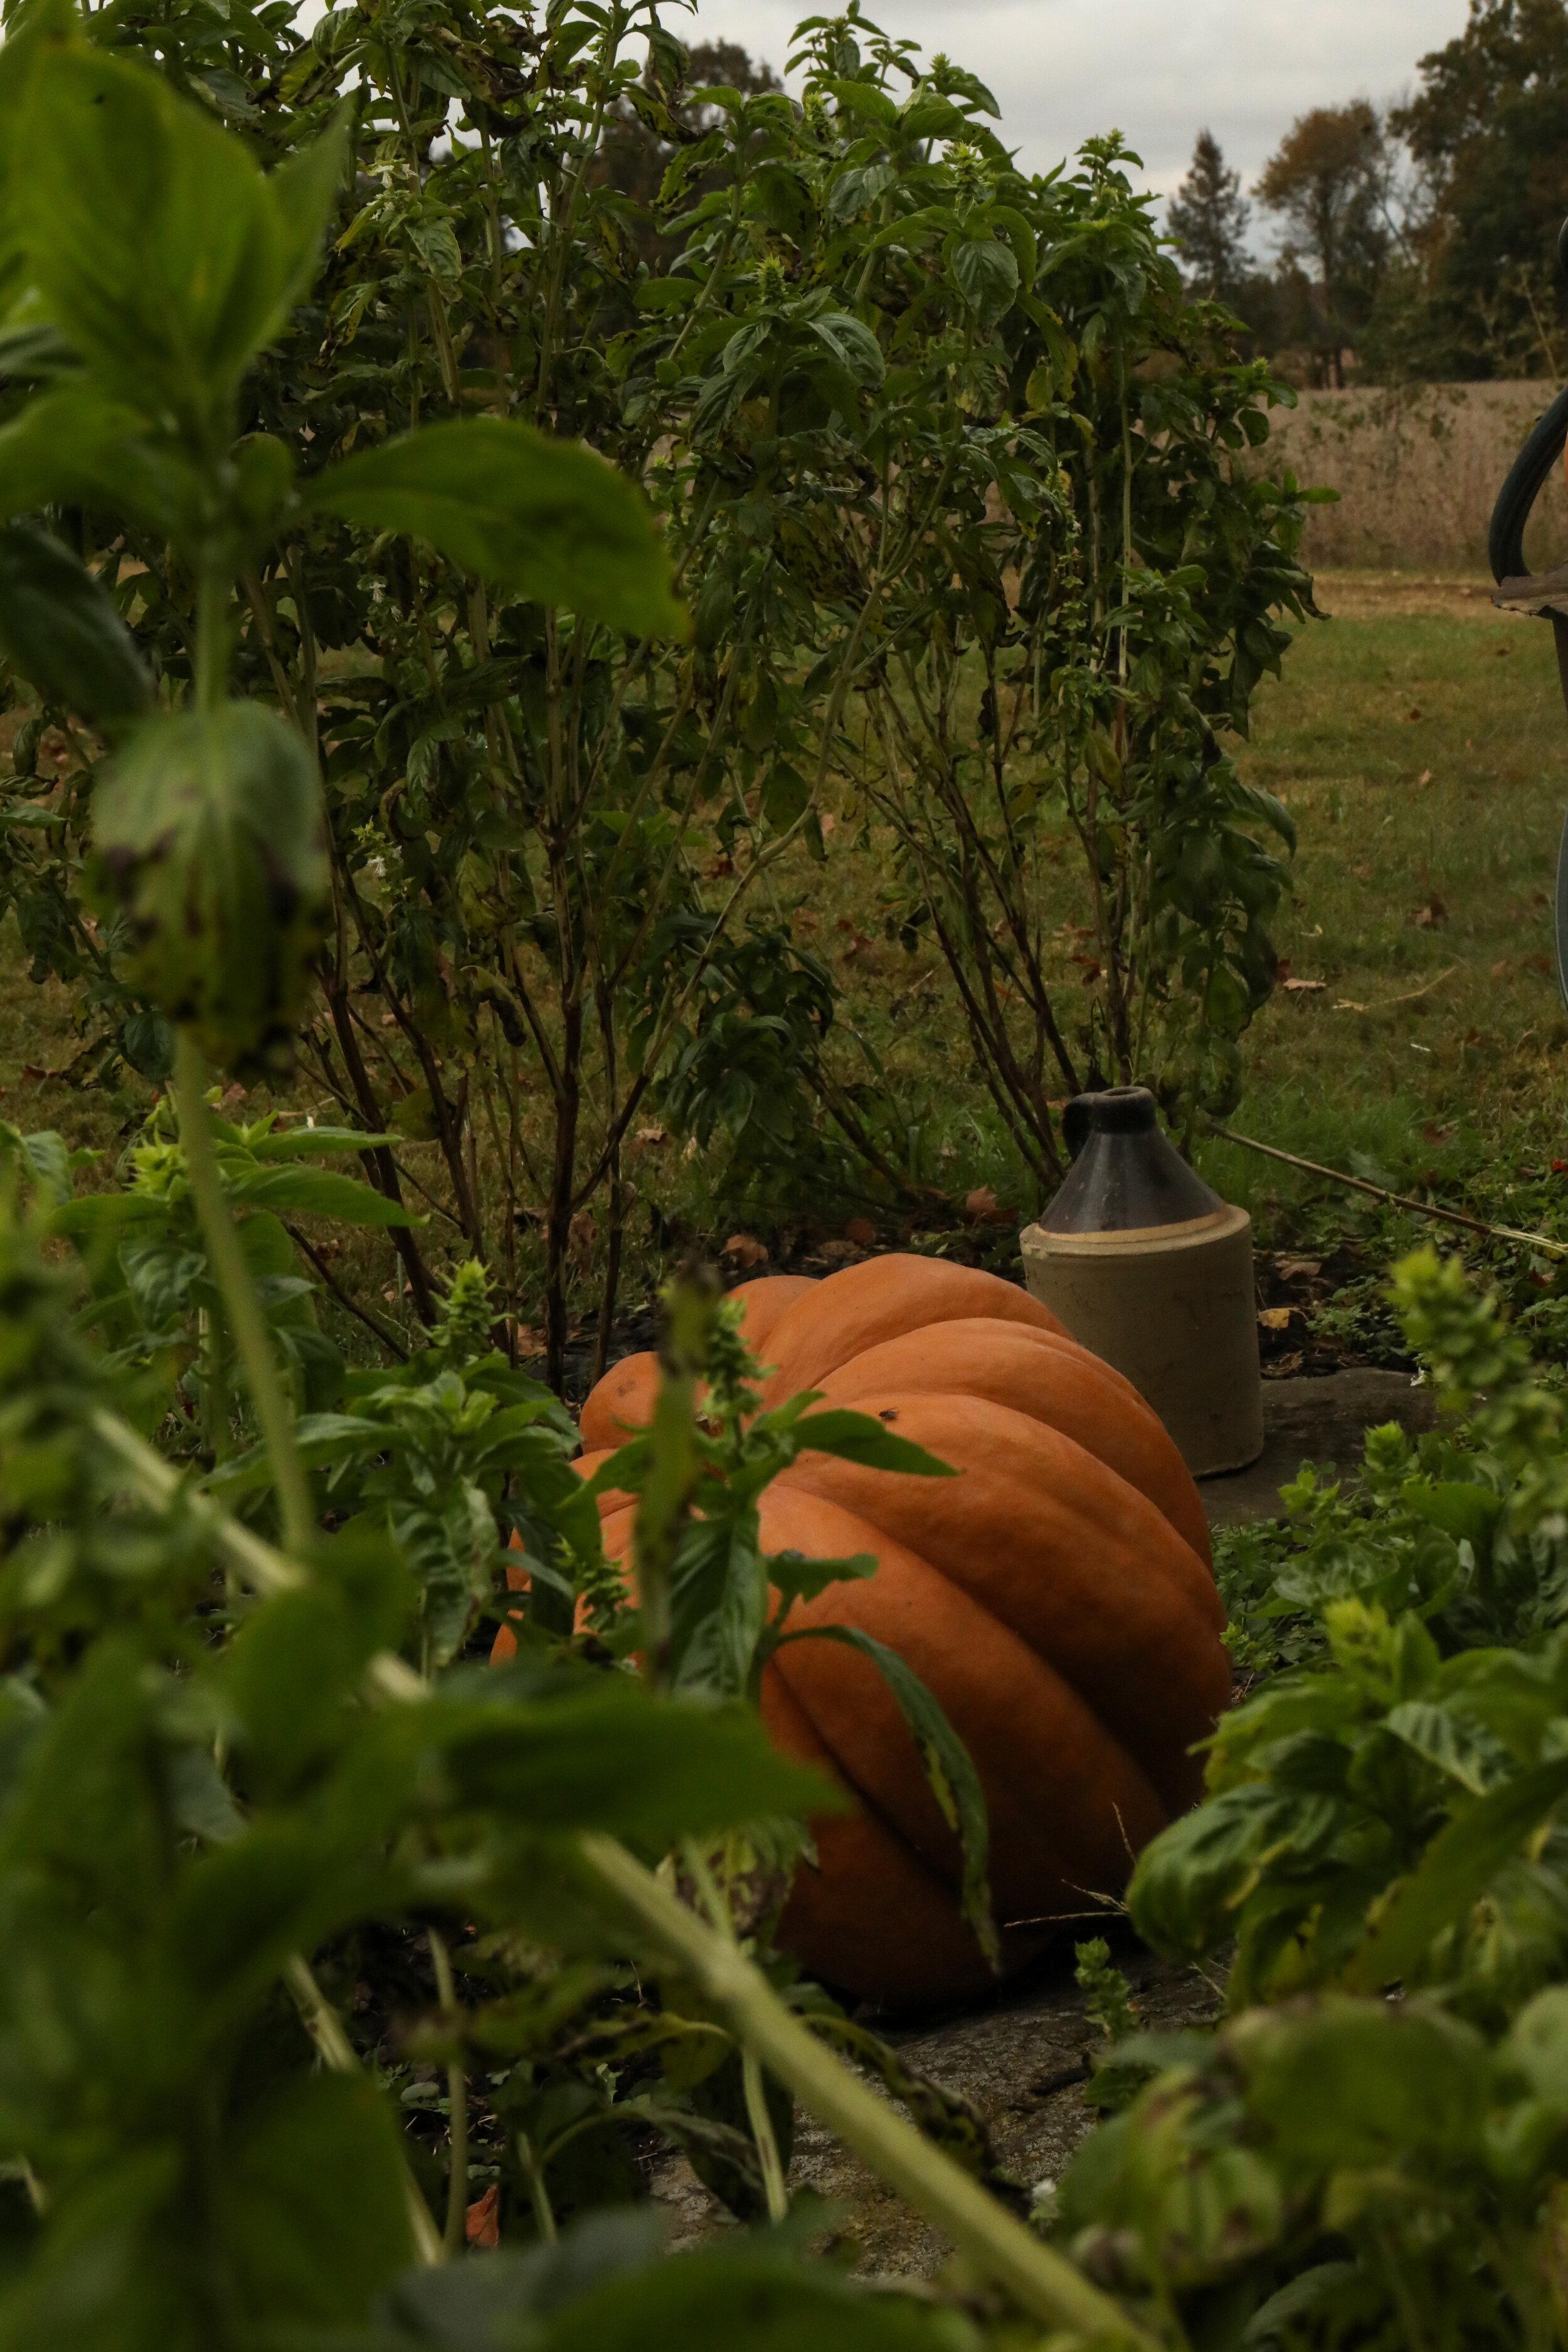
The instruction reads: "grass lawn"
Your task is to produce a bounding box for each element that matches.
[6,569,1568,1382]
[1204,572,1568,1220]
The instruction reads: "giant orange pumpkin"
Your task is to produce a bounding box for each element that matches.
[539,1254,1228,2010]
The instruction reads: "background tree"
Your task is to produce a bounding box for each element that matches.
[1167,129,1251,304]
[1255,102,1392,384]
[595,37,783,265]
[1391,0,1568,376]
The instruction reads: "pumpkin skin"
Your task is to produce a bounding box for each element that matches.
[813,1319,1210,1567]
[578,1273,816,1450]
[566,1252,1228,2009]
[757,1254,1069,1406]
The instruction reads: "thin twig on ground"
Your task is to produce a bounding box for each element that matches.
[1210,1122,1568,1261]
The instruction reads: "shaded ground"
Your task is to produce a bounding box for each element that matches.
[1202,1364,1438,1528]
[649,1942,1222,2277]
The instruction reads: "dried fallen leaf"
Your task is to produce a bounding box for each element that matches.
[633,1125,667,1152]
[567,1209,596,1262]
[820,810,838,838]
[1281,976,1327,993]
[466,2185,499,2249]
[722,1232,770,1267]
[1492,959,1510,979]
[1258,1306,1294,1331]
[1276,1258,1322,1282]
[1407,896,1447,928]
[842,1217,877,1246]
[963,1185,1012,1226]
[1333,999,1369,1012]
[1418,768,1433,786]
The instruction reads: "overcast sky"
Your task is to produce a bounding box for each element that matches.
[681,0,1473,246]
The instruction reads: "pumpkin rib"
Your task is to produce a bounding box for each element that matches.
[760,1666,1023,2007]
[590,1500,1009,2002]
[579,1352,658,1449]
[578,1274,820,1449]
[729,1271,820,1350]
[778,1390,1229,1809]
[759,1253,1067,1407]
[589,1488,1165,1924]
[572,1446,632,1517]
[579,1353,659,1450]
[760,1485,1167,1929]
[815,1321,1211,1567]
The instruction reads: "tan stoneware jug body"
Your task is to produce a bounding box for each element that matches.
[1019,1087,1263,1477]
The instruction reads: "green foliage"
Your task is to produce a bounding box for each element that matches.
[17,4,1568,2346]
[0,1224,849,2343]
[90,702,329,1076]
[0,0,1311,1369]
[1038,1246,1568,2346]
[46,1098,411,1452]
[1053,1986,1568,2346]
[221,1264,603,1671]
[0,520,151,727]
[314,420,687,640]
[1131,1250,1568,2013]
[1074,1938,1138,2045]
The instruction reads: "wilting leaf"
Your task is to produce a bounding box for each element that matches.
[88,703,328,1076]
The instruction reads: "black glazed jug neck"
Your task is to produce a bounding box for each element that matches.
[1042,1086,1224,1234]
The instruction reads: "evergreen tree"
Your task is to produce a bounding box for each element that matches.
[1167,130,1251,303]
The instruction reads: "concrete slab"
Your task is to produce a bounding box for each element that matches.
[1201,1367,1438,1528]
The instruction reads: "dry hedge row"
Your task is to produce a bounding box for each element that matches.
[1254,380,1568,575]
